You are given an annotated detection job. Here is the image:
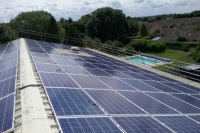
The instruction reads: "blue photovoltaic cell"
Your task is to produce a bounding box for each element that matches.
[0,94,15,133]
[74,61,96,68]
[0,66,17,81]
[119,91,179,114]
[35,63,64,73]
[54,59,78,66]
[83,68,112,77]
[61,66,90,75]
[113,116,172,133]
[0,76,16,99]
[97,77,137,91]
[191,95,200,100]
[39,72,79,88]
[161,82,197,94]
[46,88,105,116]
[92,64,114,70]
[138,69,156,75]
[171,94,200,108]
[70,75,110,89]
[0,54,17,65]
[176,83,200,93]
[99,60,115,66]
[124,67,144,73]
[140,74,166,81]
[31,52,50,57]
[32,57,57,64]
[0,59,17,71]
[50,54,68,60]
[155,116,200,133]
[83,58,100,64]
[109,65,128,71]
[86,90,146,114]
[66,56,85,62]
[142,81,180,93]
[188,115,200,123]
[147,93,200,113]
[104,70,131,79]
[58,117,122,133]
[121,79,160,92]
[153,75,180,82]
[123,72,151,80]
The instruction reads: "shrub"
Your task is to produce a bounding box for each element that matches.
[129,40,150,51]
[148,41,166,52]
[104,40,123,47]
[141,36,151,40]
[180,43,189,52]
[188,48,195,56]
[177,37,187,42]
[193,43,200,62]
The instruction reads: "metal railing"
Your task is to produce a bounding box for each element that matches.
[1,28,200,82]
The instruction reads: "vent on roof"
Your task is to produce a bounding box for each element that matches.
[71,46,79,53]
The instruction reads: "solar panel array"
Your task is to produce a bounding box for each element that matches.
[25,38,200,133]
[0,40,18,132]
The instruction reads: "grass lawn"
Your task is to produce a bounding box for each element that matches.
[146,49,196,63]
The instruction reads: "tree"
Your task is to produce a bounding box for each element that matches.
[156,16,161,20]
[140,23,148,37]
[86,7,127,42]
[48,15,58,42]
[127,20,139,36]
[142,17,148,22]
[193,42,200,62]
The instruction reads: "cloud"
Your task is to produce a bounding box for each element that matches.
[151,3,164,8]
[134,0,145,3]
[174,0,188,6]
[83,1,90,5]
[110,1,122,8]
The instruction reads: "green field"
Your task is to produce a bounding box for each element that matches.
[146,49,195,63]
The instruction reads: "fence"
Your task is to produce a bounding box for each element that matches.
[1,28,200,82]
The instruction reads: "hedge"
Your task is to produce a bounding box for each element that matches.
[193,43,200,62]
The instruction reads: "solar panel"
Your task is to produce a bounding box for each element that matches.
[191,95,200,100]
[86,90,146,114]
[138,69,156,74]
[82,58,100,64]
[140,74,166,81]
[50,54,68,60]
[176,83,200,93]
[188,115,200,123]
[98,61,114,66]
[54,59,78,66]
[0,94,15,133]
[0,66,17,81]
[35,63,65,73]
[153,75,180,82]
[142,81,181,93]
[97,77,138,91]
[32,57,57,64]
[109,65,128,71]
[161,82,197,94]
[123,71,151,80]
[171,94,200,108]
[119,91,179,114]
[155,116,200,133]
[46,88,105,116]
[0,76,16,99]
[66,56,85,62]
[0,59,17,71]
[73,61,96,68]
[83,68,112,77]
[58,117,122,133]
[70,75,110,89]
[121,79,160,92]
[0,54,17,65]
[61,66,91,75]
[31,52,50,57]
[92,63,114,70]
[104,70,131,79]
[113,116,172,133]
[147,93,200,113]
[39,72,79,88]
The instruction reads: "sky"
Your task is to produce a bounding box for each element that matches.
[0,0,200,23]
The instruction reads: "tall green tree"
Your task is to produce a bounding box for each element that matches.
[127,20,139,36]
[86,7,127,42]
[140,23,148,37]
[0,24,17,44]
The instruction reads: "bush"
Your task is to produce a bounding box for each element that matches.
[104,40,123,47]
[188,48,195,56]
[180,43,189,52]
[141,36,151,40]
[129,40,151,51]
[177,37,187,42]
[193,43,200,62]
[148,41,166,52]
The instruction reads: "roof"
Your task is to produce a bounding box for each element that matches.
[1,38,200,133]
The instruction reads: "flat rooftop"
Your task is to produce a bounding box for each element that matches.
[0,38,200,133]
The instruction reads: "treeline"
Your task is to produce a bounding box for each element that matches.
[0,7,139,47]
